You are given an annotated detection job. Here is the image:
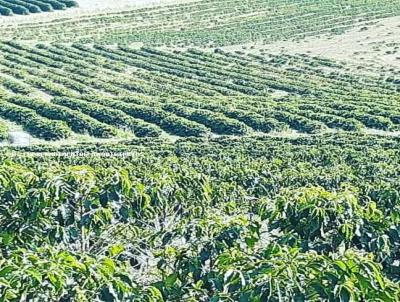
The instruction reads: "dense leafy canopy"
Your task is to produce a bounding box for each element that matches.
[1,134,400,300]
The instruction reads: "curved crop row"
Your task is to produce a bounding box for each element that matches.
[298,110,362,131]
[83,95,210,137]
[170,98,288,133]
[0,100,71,140]
[71,44,237,96]
[0,75,34,95]
[23,0,52,11]
[298,103,396,131]
[7,0,41,13]
[276,102,363,131]
[52,96,163,137]
[55,0,77,8]
[0,64,81,98]
[162,102,250,135]
[0,0,398,45]
[270,110,327,134]
[0,43,397,138]
[0,0,29,15]
[41,0,66,10]
[0,0,76,16]
[0,5,11,15]
[7,96,118,138]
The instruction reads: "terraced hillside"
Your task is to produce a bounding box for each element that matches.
[0,0,77,16]
[0,41,398,142]
[1,0,400,45]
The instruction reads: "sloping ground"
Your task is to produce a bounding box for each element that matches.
[0,0,195,23]
[0,0,77,17]
[76,0,194,11]
[225,15,400,71]
[1,1,400,300]
[0,41,398,143]
[0,0,399,46]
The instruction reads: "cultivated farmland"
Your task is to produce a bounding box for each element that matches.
[0,0,77,16]
[1,0,400,45]
[0,42,398,142]
[0,0,400,301]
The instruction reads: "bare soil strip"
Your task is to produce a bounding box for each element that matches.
[0,0,198,25]
[222,16,400,70]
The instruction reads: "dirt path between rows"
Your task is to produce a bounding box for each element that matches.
[222,16,400,71]
[0,0,198,25]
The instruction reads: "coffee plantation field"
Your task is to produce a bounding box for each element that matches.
[0,41,398,142]
[0,0,77,16]
[1,0,400,46]
[0,0,400,301]
[1,134,400,301]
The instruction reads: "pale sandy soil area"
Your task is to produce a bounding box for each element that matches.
[78,0,183,10]
[0,0,197,25]
[223,16,400,71]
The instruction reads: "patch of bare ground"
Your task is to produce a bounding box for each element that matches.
[0,119,33,147]
[363,129,400,137]
[223,16,400,72]
[0,0,198,25]
[28,90,53,102]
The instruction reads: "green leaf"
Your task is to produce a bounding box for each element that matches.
[334,260,347,272]
[48,272,63,292]
[27,268,42,283]
[245,236,258,248]
[101,258,116,275]
[147,286,164,301]
[165,273,178,288]
[109,244,125,257]
[339,288,351,302]
[0,266,15,277]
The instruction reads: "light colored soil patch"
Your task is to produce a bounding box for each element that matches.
[7,131,33,146]
[28,90,53,102]
[363,129,400,137]
[0,118,34,147]
[77,0,179,10]
[223,16,400,71]
[0,0,198,25]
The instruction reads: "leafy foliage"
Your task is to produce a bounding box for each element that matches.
[0,135,400,300]
[0,0,76,16]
